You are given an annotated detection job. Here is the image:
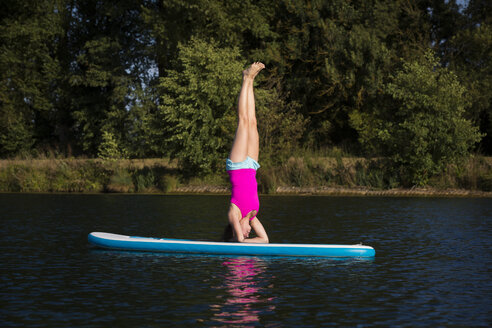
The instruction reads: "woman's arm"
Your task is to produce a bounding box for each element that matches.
[228,207,246,242]
[242,217,269,244]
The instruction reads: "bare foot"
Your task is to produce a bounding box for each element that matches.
[243,62,265,80]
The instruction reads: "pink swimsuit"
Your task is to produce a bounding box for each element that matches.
[228,169,259,220]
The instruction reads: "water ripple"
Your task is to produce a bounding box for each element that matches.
[1,194,491,327]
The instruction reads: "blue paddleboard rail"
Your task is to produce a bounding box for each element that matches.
[88,232,375,258]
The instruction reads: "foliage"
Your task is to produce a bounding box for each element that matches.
[0,0,62,155]
[157,37,244,175]
[0,0,491,186]
[255,77,308,164]
[0,113,35,157]
[446,22,492,152]
[106,169,133,193]
[351,50,483,186]
[97,131,125,160]
[133,167,156,192]
[158,174,180,193]
[266,0,398,146]
[1,156,491,193]
[66,0,152,155]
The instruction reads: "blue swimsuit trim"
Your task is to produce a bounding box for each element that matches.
[226,157,260,171]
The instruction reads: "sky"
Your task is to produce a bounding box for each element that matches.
[455,0,469,9]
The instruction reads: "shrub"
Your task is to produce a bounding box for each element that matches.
[133,168,155,192]
[98,131,126,160]
[257,166,277,194]
[351,50,483,186]
[158,174,180,193]
[157,37,243,176]
[107,169,134,193]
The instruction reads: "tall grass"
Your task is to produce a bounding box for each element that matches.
[0,158,180,193]
[258,154,492,193]
[0,155,490,193]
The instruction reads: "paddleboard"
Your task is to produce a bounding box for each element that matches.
[88,232,375,258]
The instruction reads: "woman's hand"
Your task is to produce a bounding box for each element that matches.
[239,211,269,244]
[239,210,257,237]
[228,206,268,243]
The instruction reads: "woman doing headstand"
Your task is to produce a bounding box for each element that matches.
[223,62,269,243]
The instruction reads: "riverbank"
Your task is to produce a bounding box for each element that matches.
[1,156,491,196]
[172,185,492,197]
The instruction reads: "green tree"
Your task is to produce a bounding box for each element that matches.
[66,0,153,156]
[157,38,244,175]
[2,0,488,164]
[351,50,482,185]
[255,77,308,163]
[157,37,307,175]
[263,0,430,148]
[141,0,274,78]
[97,131,125,160]
[0,0,63,156]
[125,85,160,158]
[444,0,492,153]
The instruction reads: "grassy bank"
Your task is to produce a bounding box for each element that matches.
[0,156,491,196]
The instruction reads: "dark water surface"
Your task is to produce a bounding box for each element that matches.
[1,194,491,327]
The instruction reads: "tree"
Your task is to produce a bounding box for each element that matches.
[141,0,274,78]
[67,0,151,156]
[262,0,429,148]
[97,131,125,159]
[351,50,482,185]
[157,38,244,175]
[444,0,492,153]
[0,0,63,156]
[255,76,308,163]
[1,0,489,164]
[157,35,308,174]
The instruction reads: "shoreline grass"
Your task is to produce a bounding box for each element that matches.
[0,156,491,196]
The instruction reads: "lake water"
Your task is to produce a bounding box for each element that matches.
[1,194,491,327]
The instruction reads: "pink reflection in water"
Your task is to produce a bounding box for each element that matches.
[211,257,275,325]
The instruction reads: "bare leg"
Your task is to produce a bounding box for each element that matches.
[246,74,259,162]
[229,62,264,163]
[228,77,251,163]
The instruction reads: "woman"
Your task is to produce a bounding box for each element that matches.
[222,62,269,243]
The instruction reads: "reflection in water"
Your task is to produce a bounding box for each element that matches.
[211,257,275,325]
